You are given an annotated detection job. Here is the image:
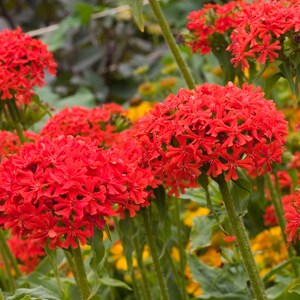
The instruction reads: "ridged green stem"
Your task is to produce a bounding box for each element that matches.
[133,239,152,300]
[148,0,195,89]
[70,242,91,300]
[265,173,298,276]
[6,100,25,144]
[0,230,21,278]
[214,174,266,300]
[174,198,189,300]
[141,208,170,300]
[0,243,15,292]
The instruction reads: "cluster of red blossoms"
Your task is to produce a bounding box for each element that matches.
[0,130,39,159]
[0,28,56,104]
[0,135,156,249]
[186,0,300,69]
[7,236,45,273]
[41,104,130,147]
[285,190,300,244]
[135,82,287,196]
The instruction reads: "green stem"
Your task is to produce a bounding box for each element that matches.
[0,230,22,278]
[148,0,195,89]
[173,198,189,300]
[141,208,170,300]
[133,239,152,300]
[263,257,300,283]
[64,249,80,287]
[265,173,298,276]
[214,174,266,300]
[6,100,25,144]
[70,242,91,300]
[0,244,15,293]
[131,269,143,300]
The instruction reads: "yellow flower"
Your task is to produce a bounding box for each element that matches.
[133,65,149,76]
[184,207,210,227]
[200,248,222,268]
[251,226,288,277]
[138,82,157,97]
[110,240,137,271]
[159,77,177,89]
[161,63,177,75]
[127,101,155,122]
[185,266,202,296]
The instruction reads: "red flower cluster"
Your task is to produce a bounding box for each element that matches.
[228,0,300,69]
[7,235,45,273]
[264,194,292,227]
[0,28,56,104]
[186,0,244,54]
[285,191,300,244]
[0,135,155,249]
[0,130,39,159]
[186,0,300,69]
[41,104,130,147]
[135,82,287,196]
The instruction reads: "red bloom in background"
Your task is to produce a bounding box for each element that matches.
[41,104,130,147]
[0,130,39,159]
[0,135,156,249]
[285,190,300,244]
[7,235,45,273]
[0,28,56,104]
[185,1,245,54]
[186,0,300,69]
[135,82,287,196]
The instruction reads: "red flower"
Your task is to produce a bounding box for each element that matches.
[0,135,155,249]
[285,191,300,244]
[186,0,300,69]
[0,28,56,104]
[7,235,45,273]
[0,130,39,159]
[41,105,130,147]
[135,82,287,196]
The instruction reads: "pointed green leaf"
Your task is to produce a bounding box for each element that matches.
[231,176,252,217]
[100,277,132,290]
[128,0,144,32]
[264,73,281,98]
[190,216,216,251]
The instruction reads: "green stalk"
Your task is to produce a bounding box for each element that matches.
[265,173,298,276]
[6,100,25,144]
[173,198,189,300]
[70,242,91,300]
[148,0,195,89]
[0,244,15,293]
[0,230,21,278]
[133,239,152,300]
[64,249,80,287]
[214,174,266,300]
[131,269,143,300]
[141,208,170,300]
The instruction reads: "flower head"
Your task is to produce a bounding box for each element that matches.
[0,135,155,249]
[41,104,130,147]
[0,130,39,159]
[0,28,56,104]
[285,190,300,244]
[135,82,287,196]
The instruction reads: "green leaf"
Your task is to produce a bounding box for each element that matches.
[187,254,249,298]
[279,62,296,96]
[6,287,61,300]
[264,73,281,98]
[128,0,144,32]
[88,228,105,299]
[118,215,134,273]
[75,3,94,25]
[190,216,216,251]
[230,176,252,217]
[100,277,132,290]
